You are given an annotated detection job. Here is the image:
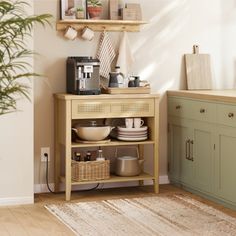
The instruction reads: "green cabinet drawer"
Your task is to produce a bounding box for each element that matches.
[168,97,216,123]
[217,104,236,128]
[168,97,188,118]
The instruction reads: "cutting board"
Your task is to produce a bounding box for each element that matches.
[185,45,212,90]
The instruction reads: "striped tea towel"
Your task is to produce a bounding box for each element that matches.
[96,31,116,79]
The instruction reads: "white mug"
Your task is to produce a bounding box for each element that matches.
[81,27,95,41]
[134,118,144,128]
[64,26,77,40]
[125,118,133,128]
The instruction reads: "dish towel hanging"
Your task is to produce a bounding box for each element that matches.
[116,32,134,78]
[96,31,116,79]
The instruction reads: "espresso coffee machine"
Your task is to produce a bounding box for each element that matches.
[66,57,101,95]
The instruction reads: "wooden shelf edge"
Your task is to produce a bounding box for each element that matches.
[60,173,154,185]
[56,19,148,32]
[57,19,148,24]
[72,173,154,185]
[71,140,155,148]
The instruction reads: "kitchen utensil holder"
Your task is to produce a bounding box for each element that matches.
[71,160,110,182]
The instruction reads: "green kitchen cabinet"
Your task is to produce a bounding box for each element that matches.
[168,120,193,185]
[168,117,214,194]
[215,126,236,205]
[191,122,214,194]
[168,94,236,209]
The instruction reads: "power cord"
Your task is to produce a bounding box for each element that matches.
[45,153,54,193]
[44,153,100,194]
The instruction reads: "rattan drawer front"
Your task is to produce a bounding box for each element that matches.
[72,101,110,119]
[217,104,236,127]
[110,99,154,117]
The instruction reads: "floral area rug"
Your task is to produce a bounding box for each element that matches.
[45,194,236,236]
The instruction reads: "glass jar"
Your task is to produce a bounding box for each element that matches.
[96,148,105,161]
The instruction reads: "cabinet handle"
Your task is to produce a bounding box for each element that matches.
[185,139,190,160]
[190,140,194,161]
[200,108,205,113]
[228,112,234,118]
[176,105,181,110]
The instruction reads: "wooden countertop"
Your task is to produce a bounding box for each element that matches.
[168,90,236,103]
[54,93,160,100]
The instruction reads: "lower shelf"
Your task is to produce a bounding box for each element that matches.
[71,140,155,148]
[60,173,154,186]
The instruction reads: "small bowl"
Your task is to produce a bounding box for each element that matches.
[72,125,114,141]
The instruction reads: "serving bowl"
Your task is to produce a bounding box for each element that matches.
[72,123,114,141]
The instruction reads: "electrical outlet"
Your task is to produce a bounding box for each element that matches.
[41,147,50,162]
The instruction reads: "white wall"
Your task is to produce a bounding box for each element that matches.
[0,1,34,205]
[220,0,236,88]
[34,0,223,189]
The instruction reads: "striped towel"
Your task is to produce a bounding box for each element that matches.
[96,31,116,79]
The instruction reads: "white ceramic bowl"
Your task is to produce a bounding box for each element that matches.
[72,125,114,141]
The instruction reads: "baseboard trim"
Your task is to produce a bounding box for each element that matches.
[0,196,34,206]
[34,183,55,194]
[159,175,170,184]
[34,175,170,193]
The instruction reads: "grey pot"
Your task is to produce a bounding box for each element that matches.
[115,156,144,177]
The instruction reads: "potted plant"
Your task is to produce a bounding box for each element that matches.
[87,0,102,19]
[0,1,52,115]
[76,7,85,19]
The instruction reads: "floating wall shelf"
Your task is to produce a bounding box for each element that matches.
[56,19,147,32]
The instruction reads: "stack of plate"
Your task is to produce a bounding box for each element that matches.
[117,126,148,141]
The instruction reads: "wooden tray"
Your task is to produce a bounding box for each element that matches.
[102,87,150,94]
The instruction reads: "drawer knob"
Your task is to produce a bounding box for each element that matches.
[176,105,181,110]
[228,112,234,118]
[200,108,205,113]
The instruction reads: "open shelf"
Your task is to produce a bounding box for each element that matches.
[60,173,154,185]
[71,139,155,148]
[54,94,159,200]
[56,19,147,32]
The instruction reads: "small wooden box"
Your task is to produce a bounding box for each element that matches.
[109,0,119,20]
[126,3,142,20]
[122,8,137,21]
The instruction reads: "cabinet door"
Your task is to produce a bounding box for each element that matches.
[215,127,236,204]
[168,123,181,183]
[192,122,214,194]
[168,119,193,185]
[179,125,194,186]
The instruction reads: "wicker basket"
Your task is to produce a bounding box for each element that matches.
[71,160,110,181]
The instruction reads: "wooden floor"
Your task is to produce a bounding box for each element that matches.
[0,184,236,236]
